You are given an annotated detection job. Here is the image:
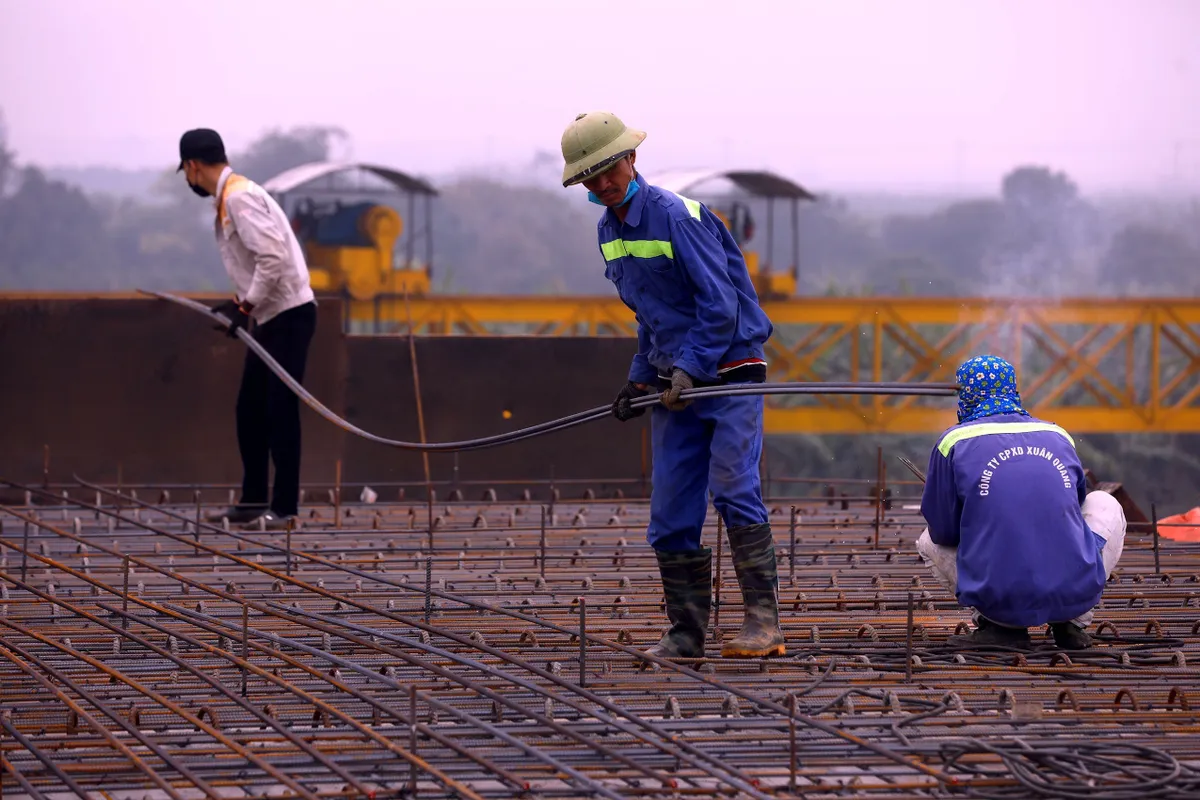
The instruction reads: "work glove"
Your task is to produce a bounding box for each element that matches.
[210,298,250,339]
[612,381,650,422]
[661,368,695,411]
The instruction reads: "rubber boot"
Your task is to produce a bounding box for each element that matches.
[642,547,712,662]
[721,523,787,658]
[1050,622,1092,650]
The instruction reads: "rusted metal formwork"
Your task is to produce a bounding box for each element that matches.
[0,296,648,494]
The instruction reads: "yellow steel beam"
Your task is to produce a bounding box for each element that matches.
[762,405,1200,436]
[359,295,1200,328]
[6,292,1197,435]
[346,294,1200,435]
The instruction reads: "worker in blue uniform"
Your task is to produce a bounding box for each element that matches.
[560,111,785,661]
[918,355,1127,649]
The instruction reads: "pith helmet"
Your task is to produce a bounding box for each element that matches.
[561,111,646,187]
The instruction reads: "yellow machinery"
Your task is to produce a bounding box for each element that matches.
[653,170,815,301]
[290,200,431,299]
[266,164,809,311]
[709,202,797,300]
[263,162,438,309]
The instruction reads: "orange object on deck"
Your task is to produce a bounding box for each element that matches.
[1157,507,1200,542]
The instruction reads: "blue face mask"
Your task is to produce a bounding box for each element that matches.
[588,177,639,207]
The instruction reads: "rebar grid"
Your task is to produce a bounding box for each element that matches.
[1,476,1198,799]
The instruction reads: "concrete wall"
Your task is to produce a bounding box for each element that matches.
[342,336,650,497]
[0,296,647,501]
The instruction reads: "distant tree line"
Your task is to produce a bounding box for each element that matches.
[3,108,1198,298]
[1,110,1197,510]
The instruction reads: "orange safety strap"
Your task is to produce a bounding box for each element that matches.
[216,173,251,226]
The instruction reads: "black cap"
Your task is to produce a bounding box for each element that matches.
[177,128,227,171]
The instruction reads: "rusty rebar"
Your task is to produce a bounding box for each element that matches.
[1,472,1197,800]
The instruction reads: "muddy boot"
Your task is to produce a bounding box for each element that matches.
[1050,622,1092,650]
[947,617,1031,648]
[721,523,787,658]
[642,547,712,662]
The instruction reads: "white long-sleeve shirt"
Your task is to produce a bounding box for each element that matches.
[213,166,315,325]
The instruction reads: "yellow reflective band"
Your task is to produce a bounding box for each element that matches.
[600,238,674,261]
[217,173,251,226]
[937,421,1075,457]
[600,240,627,260]
[661,189,703,220]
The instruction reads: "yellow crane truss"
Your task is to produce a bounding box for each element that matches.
[351,294,1200,435]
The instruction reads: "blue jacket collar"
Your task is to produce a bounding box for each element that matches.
[605,172,648,228]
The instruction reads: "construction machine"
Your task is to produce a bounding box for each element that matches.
[289,198,430,299]
[264,162,437,309]
[707,201,800,299]
[654,170,815,301]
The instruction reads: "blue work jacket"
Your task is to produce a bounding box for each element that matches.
[920,412,1107,627]
[596,173,773,385]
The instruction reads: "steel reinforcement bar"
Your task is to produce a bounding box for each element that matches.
[1,474,1199,799]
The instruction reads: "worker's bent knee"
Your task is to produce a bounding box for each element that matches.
[915,529,936,558]
[1082,490,1127,540]
[915,529,956,570]
[1082,489,1122,517]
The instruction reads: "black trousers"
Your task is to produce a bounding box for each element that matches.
[236,301,317,517]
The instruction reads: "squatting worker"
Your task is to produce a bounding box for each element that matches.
[177,128,317,531]
[560,111,785,661]
[918,355,1126,649]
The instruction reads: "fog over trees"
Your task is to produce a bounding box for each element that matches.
[3,113,1197,510]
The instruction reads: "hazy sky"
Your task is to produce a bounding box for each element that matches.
[2,0,1198,193]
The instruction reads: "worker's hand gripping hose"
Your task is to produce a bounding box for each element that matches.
[141,289,960,453]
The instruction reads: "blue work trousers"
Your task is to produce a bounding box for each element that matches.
[646,392,768,552]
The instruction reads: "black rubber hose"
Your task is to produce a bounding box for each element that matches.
[141,289,960,453]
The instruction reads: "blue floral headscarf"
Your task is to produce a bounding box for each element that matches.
[955,355,1030,424]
